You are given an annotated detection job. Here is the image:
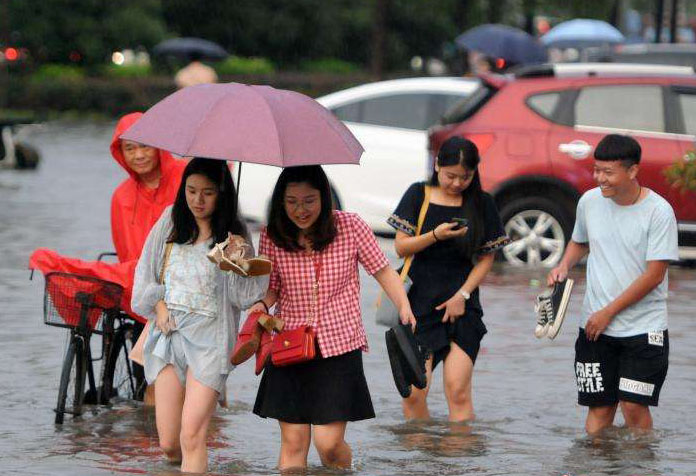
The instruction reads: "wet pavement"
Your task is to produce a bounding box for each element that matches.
[1,122,695,475]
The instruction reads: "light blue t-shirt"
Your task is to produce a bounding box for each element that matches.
[571,187,678,337]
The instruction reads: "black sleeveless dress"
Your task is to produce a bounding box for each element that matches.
[388,182,510,369]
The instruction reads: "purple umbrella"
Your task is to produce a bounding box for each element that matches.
[121,82,363,167]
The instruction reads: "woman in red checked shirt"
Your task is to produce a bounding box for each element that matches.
[249,165,416,471]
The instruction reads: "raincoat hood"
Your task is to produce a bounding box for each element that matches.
[110,112,179,181]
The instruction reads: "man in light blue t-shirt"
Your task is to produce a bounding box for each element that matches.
[548,134,678,435]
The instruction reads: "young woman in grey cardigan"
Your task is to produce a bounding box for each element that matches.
[132,158,268,473]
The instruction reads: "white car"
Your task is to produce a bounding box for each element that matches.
[237,77,479,233]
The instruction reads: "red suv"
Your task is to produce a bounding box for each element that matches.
[428,63,696,266]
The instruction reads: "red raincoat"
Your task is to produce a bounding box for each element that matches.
[29,113,186,323]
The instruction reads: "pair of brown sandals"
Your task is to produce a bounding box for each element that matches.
[206,234,272,277]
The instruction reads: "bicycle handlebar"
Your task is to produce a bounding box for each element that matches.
[97,252,118,262]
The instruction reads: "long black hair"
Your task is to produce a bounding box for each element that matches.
[267,165,337,252]
[430,136,484,258]
[168,157,248,246]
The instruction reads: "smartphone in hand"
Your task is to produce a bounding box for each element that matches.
[451,217,469,230]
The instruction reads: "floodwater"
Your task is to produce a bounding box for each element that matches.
[1,122,695,475]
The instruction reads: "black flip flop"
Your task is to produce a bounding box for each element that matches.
[385,324,427,398]
[386,328,411,398]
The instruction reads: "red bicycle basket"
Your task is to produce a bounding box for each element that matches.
[43,272,123,334]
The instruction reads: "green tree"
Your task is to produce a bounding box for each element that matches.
[163,0,462,72]
[8,0,167,66]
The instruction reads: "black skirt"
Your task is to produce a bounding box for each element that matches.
[415,308,487,370]
[253,348,375,425]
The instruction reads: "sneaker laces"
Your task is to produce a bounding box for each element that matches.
[535,295,552,326]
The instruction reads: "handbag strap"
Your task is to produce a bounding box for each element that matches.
[158,242,174,285]
[308,251,323,327]
[399,185,431,283]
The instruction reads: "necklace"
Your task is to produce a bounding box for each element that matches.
[632,186,642,205]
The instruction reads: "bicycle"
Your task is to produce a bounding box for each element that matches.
[94,253,147,406]
[42,271,146,424]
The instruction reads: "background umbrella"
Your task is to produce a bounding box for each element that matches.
[541,19,625,49]
[120,82,364,194]
[153,37,229,61]
[455,24,547,65]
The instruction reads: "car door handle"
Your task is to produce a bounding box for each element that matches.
[558,140,592,160]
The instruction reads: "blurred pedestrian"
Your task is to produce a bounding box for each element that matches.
[388,136,509,422]
[175,53,218,89]
[468,50,491,74]
[249,165,416,471]
[547,134,678,434]
[132,158,268,472]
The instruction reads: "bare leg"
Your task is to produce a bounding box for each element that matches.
[154,365,185,463]
[585,404,618,434]
[620,401,653,431]
[313,421,352,469]
[443,343,475,422]
[278,422,311,471]
[402,356,433,420]
[179,369,219,473]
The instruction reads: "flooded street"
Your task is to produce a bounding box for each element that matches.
[1,122,695,475]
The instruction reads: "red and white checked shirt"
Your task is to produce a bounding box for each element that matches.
[259,211,389,358]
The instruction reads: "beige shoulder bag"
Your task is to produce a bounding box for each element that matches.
[375,186,431,327]
[128,242,174,365]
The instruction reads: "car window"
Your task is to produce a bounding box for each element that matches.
[575,85,665,132]
[359,93,432,130]
[429,93,469,126]
[527,92,561,120]
[331,102,361,123]
[677,93,696,136]
[440,85,496,125]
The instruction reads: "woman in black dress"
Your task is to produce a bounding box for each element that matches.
[388,136,509,421]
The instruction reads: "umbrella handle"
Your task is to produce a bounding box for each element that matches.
[236,161,242,201]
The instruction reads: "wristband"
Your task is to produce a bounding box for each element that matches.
[432,229,440,241]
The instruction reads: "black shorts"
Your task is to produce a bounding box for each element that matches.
[575,328,669,407]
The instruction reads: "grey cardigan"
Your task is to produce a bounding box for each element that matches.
[131,206,269,375]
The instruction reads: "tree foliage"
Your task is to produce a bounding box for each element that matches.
[7,0,167,65]
[6,0,660,71]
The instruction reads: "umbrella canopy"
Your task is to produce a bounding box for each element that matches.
[541,19,625,49]
[120,82,363,167]
[455,24,547,65]
[153,37,229,61]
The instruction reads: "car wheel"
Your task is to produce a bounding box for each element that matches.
[499,197,572,267]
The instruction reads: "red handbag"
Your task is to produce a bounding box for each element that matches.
[270,251,322,367]
[270,325,316,366]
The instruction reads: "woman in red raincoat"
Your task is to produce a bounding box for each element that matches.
[29,113,187,322]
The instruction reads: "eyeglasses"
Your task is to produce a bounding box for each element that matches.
[284,198,319,212]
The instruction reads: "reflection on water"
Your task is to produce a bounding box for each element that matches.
[385,420,487,459]
[560,428,663,476]
[1,122,696,475]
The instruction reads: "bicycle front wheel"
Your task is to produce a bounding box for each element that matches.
[55,336,87,424]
